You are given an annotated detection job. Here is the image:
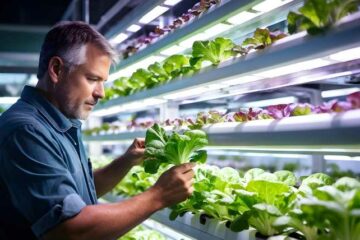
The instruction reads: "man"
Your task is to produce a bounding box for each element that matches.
[0,21,194,240]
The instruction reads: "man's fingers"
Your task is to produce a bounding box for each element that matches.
[175,162,195,173]
[183,168,195,180]
[134,138,145,148]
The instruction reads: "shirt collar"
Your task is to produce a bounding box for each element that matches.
[20,85,82,132]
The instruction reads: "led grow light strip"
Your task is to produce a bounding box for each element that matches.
[108,0,298,82]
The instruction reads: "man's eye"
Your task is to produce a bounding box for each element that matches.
[88,77,97,81]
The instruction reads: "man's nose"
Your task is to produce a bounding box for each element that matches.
[94,82,105,99]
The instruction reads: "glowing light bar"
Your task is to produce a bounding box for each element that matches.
[179,33,207,48]
[254,58,331,78]
[109,33,128,45]
[160,45,186,56]
[108,56,165,82]
[139,6,169,24]
[222,75,262,86]
[162,86,209,100]
[205,146,360,154]
[227,11,259,25]
[204,23,233,38]
[324,155,360,161]
[329,46,360,62]
[322,87,360,98]
[126,24,141,32]
[92,98,167,117]
[242,96,297,108]
[252,0,293,13]
[163,0,182,6]
[0,97,19,104]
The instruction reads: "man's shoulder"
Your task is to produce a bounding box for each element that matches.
[0,101,43,145]
[0,100,39,125]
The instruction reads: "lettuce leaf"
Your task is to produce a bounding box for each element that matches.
[192,37,236,66]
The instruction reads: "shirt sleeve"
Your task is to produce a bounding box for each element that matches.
[0,124,86,238]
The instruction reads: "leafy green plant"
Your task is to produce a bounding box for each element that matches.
[163,54,191,78]
[287,0,359,35]
[119,225,166,240]
[188,111,226,130]
[230,169,297,236]
[276,176,360,240]
[147,62,170,82]
[192,37,236,66]
[241,28,287,51]
[143,124,208,173]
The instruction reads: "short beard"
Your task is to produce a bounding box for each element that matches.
[52,69,88,120]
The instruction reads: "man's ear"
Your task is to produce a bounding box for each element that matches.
[48,56,64,84]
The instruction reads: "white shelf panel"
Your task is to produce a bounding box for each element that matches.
[84,110,360,155]
[101,194,256,240]
[151,209,257,240]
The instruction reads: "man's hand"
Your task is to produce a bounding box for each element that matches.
[122,138,145,166]
[94,138,145,197]
[149,163,195,209]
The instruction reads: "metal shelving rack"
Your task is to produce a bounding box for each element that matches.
[85,109,360,156]
[86,1,360,238]
[94,12,360,113]
[101,195,256,240]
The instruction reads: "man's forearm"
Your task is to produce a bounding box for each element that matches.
[43,187,163,240]
[94,156,134,197]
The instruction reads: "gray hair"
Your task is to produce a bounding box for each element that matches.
[37,21,118,80]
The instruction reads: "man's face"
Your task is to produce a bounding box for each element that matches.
[56,44,111,120]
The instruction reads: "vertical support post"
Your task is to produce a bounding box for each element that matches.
[312,155,326,173]
[82,0,90,23]
[159,101,179,122]
[85,116,102,157]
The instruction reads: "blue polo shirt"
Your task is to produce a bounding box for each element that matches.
[0,86,98,239]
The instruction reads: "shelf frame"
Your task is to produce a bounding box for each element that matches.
[95,12,360,114]
[84,110,360,156]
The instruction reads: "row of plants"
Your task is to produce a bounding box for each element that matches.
[84,91,360,136]
[119,225,166,240]
[104,29,287,102]
[104,0,359,103]
[105,124,360,240]
[121,0,222,59]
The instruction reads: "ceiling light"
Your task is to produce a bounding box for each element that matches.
[108,66,135,82]
[162,86,209,100]
[136,56,166,67]
[252,0,293,12]
[242,96,297,108]
[126,24,141,32]
[205,146,360,154]
[139,6,169,24]
[91,106,124,117]
[92,98,167,117]
[160,45,186,55]
[321,87,360,98]
[222,75,262,86]
[163,0,182,6]
[329,46,360,62]
[179,33,207,48]
[254,58,331,78]
[109,33,128,45]
[227,11,259,25]
[294,71,354,85]
[324,155,360,161]
[108,55,165,83]
[0,97,19,105]
[204,23,233,38]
